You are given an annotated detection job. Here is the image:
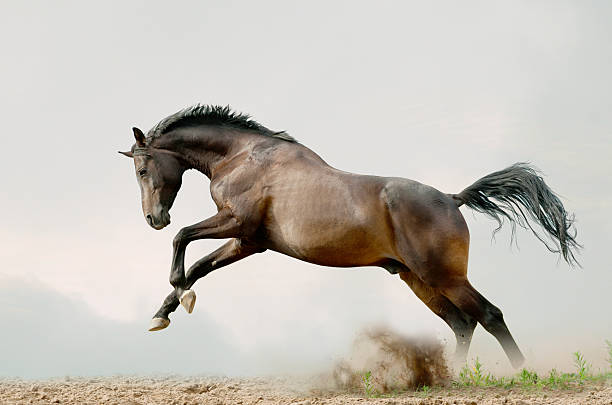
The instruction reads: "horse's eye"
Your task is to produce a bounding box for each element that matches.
[138,168,147,177]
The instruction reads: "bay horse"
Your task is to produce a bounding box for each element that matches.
[119,105,579,368]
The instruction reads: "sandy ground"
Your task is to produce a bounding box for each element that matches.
[2,329,609,404]
[1,375,611,405]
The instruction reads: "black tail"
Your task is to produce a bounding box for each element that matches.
[452,163,581,266]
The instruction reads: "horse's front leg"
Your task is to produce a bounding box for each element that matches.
[149,238,262,331]
[169,208,242,313]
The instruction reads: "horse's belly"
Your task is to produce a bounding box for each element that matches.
[265,207,392,267]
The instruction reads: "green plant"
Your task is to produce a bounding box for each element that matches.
[573,351,590,383]
[457,364,469,386]
[361,370,376,398]
[552,370,575,388]
[451,349,612,391]
[545,369,563,388]
[458,357,492,386]
[418,385,431,396]
[492,376,514,388]
[518,368,538,386]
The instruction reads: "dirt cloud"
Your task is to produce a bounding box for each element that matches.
[326,327,449,393]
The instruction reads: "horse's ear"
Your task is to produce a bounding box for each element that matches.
[133,127,146,147]
[118,150,133,158]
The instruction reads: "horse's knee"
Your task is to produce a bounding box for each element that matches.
[481,304,506,331]
[453,309,476,330]
[422,293,475,336]
[446,308,476,339]
[173,229,186,249]
[486,304,503,322]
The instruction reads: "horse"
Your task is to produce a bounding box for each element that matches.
[119,104,580,368]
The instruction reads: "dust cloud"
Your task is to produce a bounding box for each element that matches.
[318,327,450,393]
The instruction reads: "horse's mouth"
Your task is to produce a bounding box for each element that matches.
[151,221,169,230]
[147,212,171,230]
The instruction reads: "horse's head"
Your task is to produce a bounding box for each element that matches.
[119,127,184,230]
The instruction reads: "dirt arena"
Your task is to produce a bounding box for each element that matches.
[0,375,610,405]
[2,328,609,404]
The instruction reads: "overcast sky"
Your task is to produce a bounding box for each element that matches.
[1,1,611,378]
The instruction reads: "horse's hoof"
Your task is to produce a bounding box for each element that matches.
[180,289,196,314]
[148,317,170,331]
[510,354,526,369]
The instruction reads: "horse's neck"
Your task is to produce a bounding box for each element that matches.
[154,126,243,178]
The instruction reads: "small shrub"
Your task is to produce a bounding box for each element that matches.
[417,385,431,397]
[518,368,538,386]
[573,351,590,383]
[545,369,564,388]
[458,358,493,386]
[361,370,376,397]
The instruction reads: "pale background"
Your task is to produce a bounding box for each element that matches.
[1,1,610,378]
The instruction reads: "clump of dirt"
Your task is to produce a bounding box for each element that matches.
[329,327,449,393]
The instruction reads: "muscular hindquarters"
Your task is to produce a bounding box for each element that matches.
[384,181,525,366]
[383,179,470,287]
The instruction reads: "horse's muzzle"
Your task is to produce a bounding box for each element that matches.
[146,210,170,230]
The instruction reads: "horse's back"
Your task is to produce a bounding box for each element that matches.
[258,144,468,276]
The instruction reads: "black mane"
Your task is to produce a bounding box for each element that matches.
[147,104,296,142]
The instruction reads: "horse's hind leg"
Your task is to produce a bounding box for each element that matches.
[441,280,525,368]
[392,266,476,364]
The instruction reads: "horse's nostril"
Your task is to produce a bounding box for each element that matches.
[146,214,153,225]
